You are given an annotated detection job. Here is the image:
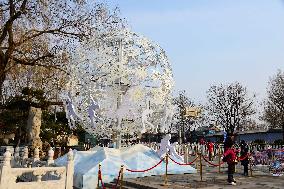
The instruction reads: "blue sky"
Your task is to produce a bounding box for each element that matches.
[105,0,284,103]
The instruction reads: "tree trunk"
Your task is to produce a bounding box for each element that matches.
[0,64,6,104]
[0,59,6,107]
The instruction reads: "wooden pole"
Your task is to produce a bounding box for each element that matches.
[120,165,124,189]
[195,150,199,170]
[165,153,169,185]
[218,146,221,173]
[97,164,101,189]
[249,156,253,177]
[161,153,171,186]
[199,152,203,181]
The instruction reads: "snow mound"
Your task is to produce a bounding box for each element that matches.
[55,144,196,189]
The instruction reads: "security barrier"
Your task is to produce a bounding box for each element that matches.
[96,148,284,188]
[119,165,124,189]
[97,164,123,189]
[162,154,169,186]
[125,158,165,173]
[97,164,105,189]
[168,155,199,166]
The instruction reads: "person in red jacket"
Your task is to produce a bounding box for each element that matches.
[223,137,238,185]
[199,138,205,145]
[207,140,214,161]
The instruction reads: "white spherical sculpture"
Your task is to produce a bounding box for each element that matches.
[63,29,175,138]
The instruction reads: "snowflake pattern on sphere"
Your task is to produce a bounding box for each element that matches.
[62,29,175,137]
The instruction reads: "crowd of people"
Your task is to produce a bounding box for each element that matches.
[222,135,249,185]
[201,136,253,186]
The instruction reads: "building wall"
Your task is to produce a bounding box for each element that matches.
[206,131,282,143]
[236,132,282,143]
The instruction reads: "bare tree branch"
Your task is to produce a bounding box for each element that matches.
[263,70,284,139]
[206,82,255,134]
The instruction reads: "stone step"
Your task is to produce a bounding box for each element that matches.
[111,179,161,189]
[104,181,137,189]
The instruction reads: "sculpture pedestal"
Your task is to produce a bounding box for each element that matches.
[55,144,196,189]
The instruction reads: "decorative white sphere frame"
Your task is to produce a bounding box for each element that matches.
[63,29,175,138]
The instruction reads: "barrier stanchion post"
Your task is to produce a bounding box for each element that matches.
[165,153,168,185]
[97,164,101,189]
[120,165,124,189]
[199,152,203,181]
[161,153,170,186]
[249,155,253,177]
[184,146,188,164]
[195,152,198,170]
[165,153,169,185]
[218,145,221,173]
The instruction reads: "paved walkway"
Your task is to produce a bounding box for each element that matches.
[128,172,283,189]
[122,163,284,189]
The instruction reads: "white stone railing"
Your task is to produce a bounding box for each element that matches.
[4,146,58,168]
[0,149,74,189]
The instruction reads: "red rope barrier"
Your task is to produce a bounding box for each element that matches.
[125,158,164,172]
[271,149,284,152]
[168,155,199,166]
[238,153,250,161]
[202,155,224,167]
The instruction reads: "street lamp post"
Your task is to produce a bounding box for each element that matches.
[112,39,131,149]
[114,79,130,149]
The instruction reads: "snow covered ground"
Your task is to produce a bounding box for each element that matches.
[55,144,196,189]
